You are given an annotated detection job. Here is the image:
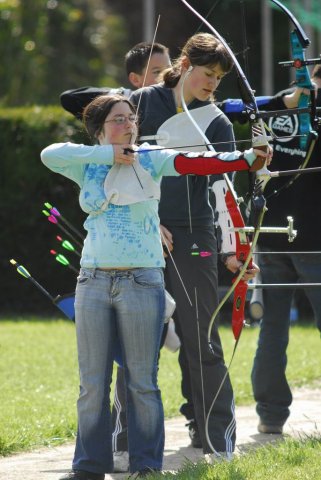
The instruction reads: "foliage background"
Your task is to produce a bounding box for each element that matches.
[2,0,320,107]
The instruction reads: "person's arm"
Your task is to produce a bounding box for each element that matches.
[217,96,274,124]
[172,148,267,174]
[217,89,307,122]
[41,142,115,185]
[60,87,132,120]
[135,144,271,179]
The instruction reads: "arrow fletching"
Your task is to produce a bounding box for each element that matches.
[56,254,69,266]
[50,249,69,267]
[10,259,31,279]
[48,215,58,224]
[56,235,76,252]
[50,207,60,217]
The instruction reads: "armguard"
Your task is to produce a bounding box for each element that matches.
[174,153,250,175]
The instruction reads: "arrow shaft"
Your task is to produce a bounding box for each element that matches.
[52,221,83,249]
[270,166,321,177]
[56,214,85,241]
[248,283,321,289]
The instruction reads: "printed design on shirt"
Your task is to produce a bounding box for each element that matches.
[139,150,158,177]
[268,114,299,143]
[80,164,109,212]
[144,215,158,235]
[268,113,305,159]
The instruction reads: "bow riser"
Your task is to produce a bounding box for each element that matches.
[225,189,253,340]
[290,30,315,150]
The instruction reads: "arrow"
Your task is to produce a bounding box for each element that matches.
[49,250,79,274]
[269,166,321,177]
[9,259,75,320]
[248,283,321,289]
[42,211,83,249]
[44,202,84,240]
[10,259,54,301]
[56,235,81,257]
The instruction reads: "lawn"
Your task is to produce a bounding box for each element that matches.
[0,318,320,456]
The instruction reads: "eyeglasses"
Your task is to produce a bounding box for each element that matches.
[104,114,137,126]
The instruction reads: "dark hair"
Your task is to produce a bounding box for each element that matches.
[125,42,169,76]
[312,64,321,80]
[163,33,233,88]
[82,94,136,142]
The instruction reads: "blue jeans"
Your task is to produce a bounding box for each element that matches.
[72,267,165,474]
[251,252,321,426]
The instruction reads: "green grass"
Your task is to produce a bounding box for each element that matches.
[149,435,321,479]
[0,318,320,457]
[221,322,321,406]
[0,318,78,455]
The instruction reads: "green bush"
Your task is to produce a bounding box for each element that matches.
[0,106,88,315]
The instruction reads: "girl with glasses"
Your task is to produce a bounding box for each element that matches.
[41,93,270,480]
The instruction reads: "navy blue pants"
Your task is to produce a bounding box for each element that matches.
[251,252,321,426]
[163,225,235,454]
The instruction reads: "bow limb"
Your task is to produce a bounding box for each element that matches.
[270,0,317,149]
[207,194,265,347]
[203,203,264,454]
[179,0,269,338]
[179,0,270,157]
[266,0,319,198]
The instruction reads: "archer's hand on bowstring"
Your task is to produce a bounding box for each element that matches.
[113,144,137,165]
[225,254,260,282]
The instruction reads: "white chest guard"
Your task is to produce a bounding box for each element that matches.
[140,103,236,253]
[140,104,222,150]
[141,103,235,254]
[103,147,160,206]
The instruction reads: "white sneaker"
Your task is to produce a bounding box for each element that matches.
[164,318,181,352]
[113,450,129,472]
[204,451,233,464]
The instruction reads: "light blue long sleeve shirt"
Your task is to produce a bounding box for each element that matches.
[41,143,180,269]
[41,142,254,268]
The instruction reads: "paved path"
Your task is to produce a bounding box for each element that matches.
[1,387,320,480]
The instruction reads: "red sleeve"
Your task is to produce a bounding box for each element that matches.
[174,153,250,175]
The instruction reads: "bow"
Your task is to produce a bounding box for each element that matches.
[178,0,269,345]
[266,0,319,198]
[179,0,270,454]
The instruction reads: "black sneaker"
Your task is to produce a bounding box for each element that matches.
[129,469,160,478]
[258,420,283,434]
[59,470,105,480]
[186,419,202,448]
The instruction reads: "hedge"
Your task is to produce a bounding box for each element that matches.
[0,106,89,315]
